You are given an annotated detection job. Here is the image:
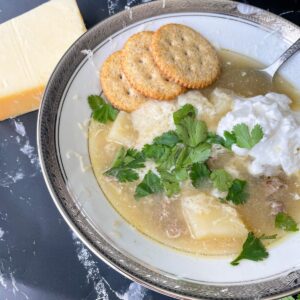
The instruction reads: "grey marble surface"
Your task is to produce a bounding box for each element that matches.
[0,0,299,300]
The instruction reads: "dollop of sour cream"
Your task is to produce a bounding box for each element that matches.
[217,93,300,176]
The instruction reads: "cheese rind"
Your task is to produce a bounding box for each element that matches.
[0,0,86,121]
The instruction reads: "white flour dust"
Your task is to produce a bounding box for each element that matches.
[116,282,147,300]
[107,0,121,16]
[126,0,138,6]
[0,170,24,188]
[0,270,29,299]
[13,120,26,136]
[20,140,40,170]
[1,119,41,188]
[72,232,146,300]
[0,271,7,289]
[72,232,110,299]
[10,273,19,295]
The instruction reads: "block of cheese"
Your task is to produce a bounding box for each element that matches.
[181,192,248,240]
[0,0,86,121]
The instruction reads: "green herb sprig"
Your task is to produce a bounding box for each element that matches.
[88,95,118,123]
[231,232,269,266]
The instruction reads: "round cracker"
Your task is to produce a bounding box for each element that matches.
[122,31,184,100]
[151,24,221,89]
[100,51,147,112]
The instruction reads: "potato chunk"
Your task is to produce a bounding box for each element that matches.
[107,111,137,147]
[181,192,248,240]
[210,88,233,117]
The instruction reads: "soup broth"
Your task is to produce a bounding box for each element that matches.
[88,50,300,256]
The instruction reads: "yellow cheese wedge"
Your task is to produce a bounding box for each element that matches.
[0,0,86,121]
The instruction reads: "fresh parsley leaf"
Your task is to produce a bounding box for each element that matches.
[159,170,180,197]
[109,147,126,169]
[173,104,197,125]
[206,132,225,145]
[275,212,299,232]
[223,130,237,149]
[153,131,179,147]
[88,95,118,123]
[251,124,264,146]
[104,147,145,182]
[233,123,252,149]
[142,144,170,163]
[163,181,180,197]
[233,123,263,149]
[226,179,248,205]
[231,232,269,266]
[189,163,211,188]
[135,171,163,198]
[281,297,296,300]
[174,146,189,169]
[174,168,189,181]
[114,169,139,182]
[183,143,211,166]
[176,116,208,147]
[124,149,145,169]
[210,169,233,192]
[158,144,186,171]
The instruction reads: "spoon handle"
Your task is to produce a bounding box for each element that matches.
[262,38,300,77]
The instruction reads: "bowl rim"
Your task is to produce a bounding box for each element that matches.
[37,0,300,299]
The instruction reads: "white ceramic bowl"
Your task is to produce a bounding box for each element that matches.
[38,1,300,298]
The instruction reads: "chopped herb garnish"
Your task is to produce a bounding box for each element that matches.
[157,144,183,171]
[175,116,208,147]
[223,130,237,149]
[173,104,197,125]
[189,163,211,188]
[174,146,189,169]
[88,95,118,123]
[210,169,233,192]
[174,168,189,181]
[233,123,263,149]
[206,132,225,146]
[104,147,145,182]
[159,170,180,197]
[186,143,211,165]
[226,179,248,205]
[231,232,269,266]
[142,144,170,163]
[275,212,299,232]
[153,130,179,147]
[135,171,163,199]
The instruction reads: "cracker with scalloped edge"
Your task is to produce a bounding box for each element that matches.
[121,31,184,100]
[151,23,221,89]
[100,51,148,112]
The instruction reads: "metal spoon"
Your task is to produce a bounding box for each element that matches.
[218,38,300,97]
